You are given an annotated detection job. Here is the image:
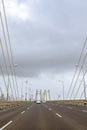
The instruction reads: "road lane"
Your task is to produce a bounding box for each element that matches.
[0,102,87,130]
[5,103,76,130]
[46,102,87,130]
[0,102,33,128]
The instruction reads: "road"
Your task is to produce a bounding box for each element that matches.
[0,102,87,130]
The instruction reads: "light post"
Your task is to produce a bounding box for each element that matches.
[24,81,28,101]
[75,64,86,100]
[58,80,64,100]
[25,80,32,101]
[21,82,24,100]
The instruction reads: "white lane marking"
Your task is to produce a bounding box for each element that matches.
[67,107,72,110]
[21,111,25,114]
[0,121,12,130]
[82,110,87,113]
[49,108,52,111]
[27,107,30,110]
[56,113,62,118]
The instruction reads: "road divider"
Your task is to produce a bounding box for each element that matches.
[47,100,87,106]
[0,101,32,111]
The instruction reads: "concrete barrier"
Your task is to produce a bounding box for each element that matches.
[47,100,87,106]
[0,101,31,111]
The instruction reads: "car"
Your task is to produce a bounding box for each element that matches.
[36,100,41,104]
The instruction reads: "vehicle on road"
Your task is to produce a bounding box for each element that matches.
[36,100,41,104]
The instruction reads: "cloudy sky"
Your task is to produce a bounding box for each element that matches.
[0,0,87,100]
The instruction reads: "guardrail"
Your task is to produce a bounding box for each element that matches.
[47,100,87,106]
[0,101,31,111]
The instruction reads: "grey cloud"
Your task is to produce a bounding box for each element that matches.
[0,0,87,77]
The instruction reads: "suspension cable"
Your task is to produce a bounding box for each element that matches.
[74,68,87,99]
[70,54,87,99]
[67,39,87,99]
[2,0,19,99]
[0,12,17,99]
[0,39,14,100]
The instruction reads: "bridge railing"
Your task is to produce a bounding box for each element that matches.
[0,101,31,111]
[47,100,87,106]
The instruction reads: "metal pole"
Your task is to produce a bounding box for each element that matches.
[62,81,64,100]
[58,80,64,100]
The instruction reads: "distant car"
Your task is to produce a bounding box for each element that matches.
[36,100,41,104]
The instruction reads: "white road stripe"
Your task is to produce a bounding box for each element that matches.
[21,111,25,114]
[56,113,62,118]
[49,108,52,111]
[0,121,12,130]
[82,110,87,113]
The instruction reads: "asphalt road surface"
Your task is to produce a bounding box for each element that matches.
[0,102,87,130]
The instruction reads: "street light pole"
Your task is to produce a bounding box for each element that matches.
[24,81,28,101]
[25,80,32,101]
[21,82,24,100]
[58,80,64,100]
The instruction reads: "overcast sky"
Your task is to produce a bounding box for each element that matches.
[0,0,87,100]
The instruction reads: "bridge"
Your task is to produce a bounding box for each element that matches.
[0,0,87,130]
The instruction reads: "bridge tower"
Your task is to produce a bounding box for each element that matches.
[43,89,47,101]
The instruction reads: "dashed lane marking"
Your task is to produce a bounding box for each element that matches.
[0,121,12,130]
[21,111,25,114]
[56,113,62,118]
